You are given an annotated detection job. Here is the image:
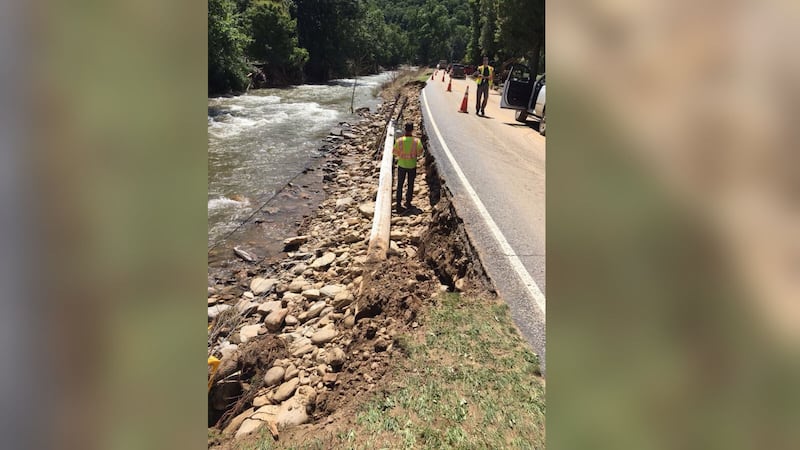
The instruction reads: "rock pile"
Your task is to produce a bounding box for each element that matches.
[208,82,444,440]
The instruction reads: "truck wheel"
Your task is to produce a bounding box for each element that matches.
[515,109,528,123]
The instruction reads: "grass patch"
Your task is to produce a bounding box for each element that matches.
[352,293,545,449]
[240,293,544,449]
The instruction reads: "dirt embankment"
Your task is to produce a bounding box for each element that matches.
[208,78,495,448]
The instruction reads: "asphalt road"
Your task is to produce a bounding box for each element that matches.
[420,72,547,370]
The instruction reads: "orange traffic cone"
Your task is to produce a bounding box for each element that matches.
[446,79,452,92]
[431,72,434,80]
[458,86,469,113]
[441,72,445,82]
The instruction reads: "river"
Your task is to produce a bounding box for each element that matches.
[207,72,395,247]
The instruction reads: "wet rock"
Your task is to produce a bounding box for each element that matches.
[265,308,289,332]
[311,325,337,345]
[264,366,286,387]
[310,252,336,269]
[250,277,277,295]
[274,377,300,402]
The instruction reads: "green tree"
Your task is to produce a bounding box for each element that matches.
[479,0,498,60]
[466,0,481,63]
[244,0,308,84]
[497,0,545,74]
[294,0,363,81]
[208,0,251,95]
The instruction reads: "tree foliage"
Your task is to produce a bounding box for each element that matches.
[244,0,308,83]
[208,0,251,95]
[207,0,545,93]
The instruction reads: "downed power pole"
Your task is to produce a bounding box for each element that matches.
[366,118,396,262]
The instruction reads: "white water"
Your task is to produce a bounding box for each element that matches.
[208,72,395,244]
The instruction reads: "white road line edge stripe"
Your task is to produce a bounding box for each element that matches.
[422,89,546,315]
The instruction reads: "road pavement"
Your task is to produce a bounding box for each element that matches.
[420,72,547,370]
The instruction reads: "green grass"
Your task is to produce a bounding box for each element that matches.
[241,293,545,449]
[350,293,545,449]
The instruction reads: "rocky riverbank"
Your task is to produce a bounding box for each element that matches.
[208,78,492,447]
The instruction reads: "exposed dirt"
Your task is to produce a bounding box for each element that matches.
[208,77,497,449]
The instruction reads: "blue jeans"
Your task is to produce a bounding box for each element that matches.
[396,166,416,208]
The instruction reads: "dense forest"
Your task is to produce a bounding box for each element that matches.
[209,0,544,96]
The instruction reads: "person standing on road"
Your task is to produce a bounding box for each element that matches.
[393,122,424,213]
[475,56,494,116]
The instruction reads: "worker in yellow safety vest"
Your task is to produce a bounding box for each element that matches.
[393,122,424,213]
[475,56,494,116]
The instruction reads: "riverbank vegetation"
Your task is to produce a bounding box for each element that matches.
[208,0,544,96]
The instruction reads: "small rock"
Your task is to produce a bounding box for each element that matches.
[283,235,309,251]
[284,364,299,381]
[274,378,300,402]
[256,301,282,316]
[285,315,299,326]
[301,301,327,322]
[320,284,344,298]
[291,263,308,275]
[208,304,232,320]
[388,240,401,256]
[335,197,353,211]
[454,278,467,292]
[235,299,258,315]
[239,324,263,343]
[374,337,389,352]
[288,277,307,293]
[292,343,314,357]
[264,366,286,386]
[326,346,346,370]
[332,291,354,309]
[265,308,289,332]
[343,315,356,328]
[311,325,337,345]
[310,252,336,269]
[301,289,321,300]
[253,395,269,407]
[250,277,277,295]
[358,202,375,219]
[322,372,338,386]
[225,407,255,436]
[342,232,362,244]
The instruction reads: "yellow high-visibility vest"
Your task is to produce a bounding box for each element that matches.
[393,136,422,169]
[477,65,494,88]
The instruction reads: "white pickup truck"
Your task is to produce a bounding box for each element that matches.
[500,64,546,136]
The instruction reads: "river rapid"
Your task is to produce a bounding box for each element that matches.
[208,72,395,247]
